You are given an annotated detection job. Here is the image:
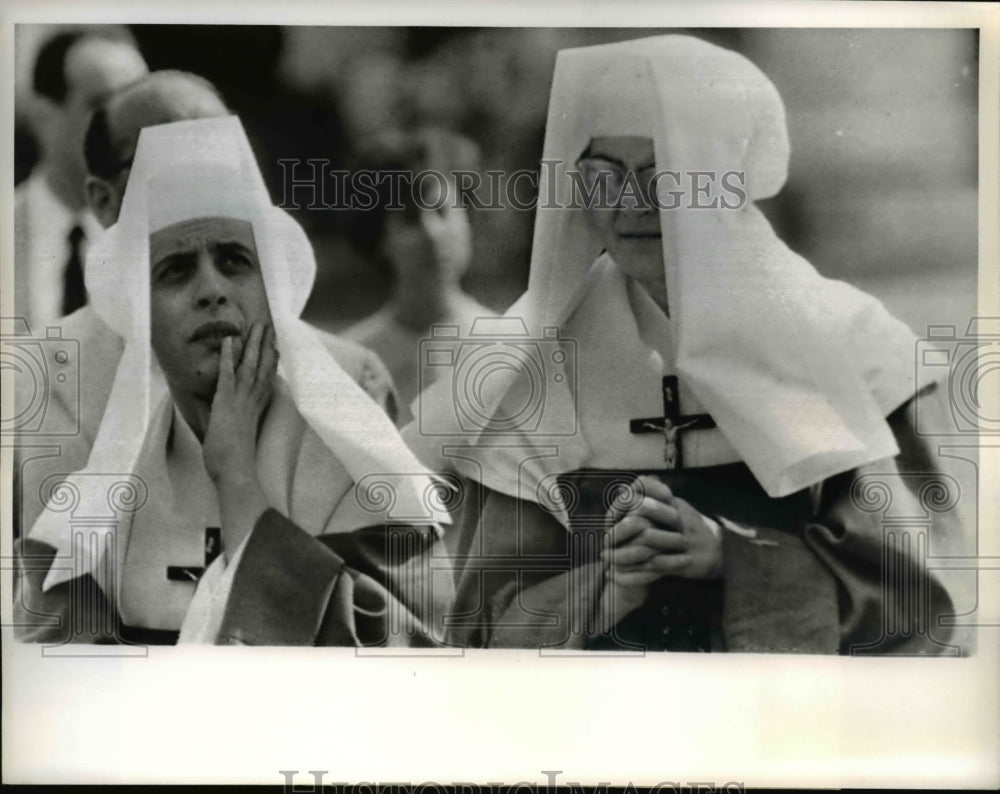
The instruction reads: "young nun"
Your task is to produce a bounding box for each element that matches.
[407,36,968,653]
[14,116,453,646]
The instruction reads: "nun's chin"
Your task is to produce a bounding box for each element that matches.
[182,358,222,403]
[186,334,245,393]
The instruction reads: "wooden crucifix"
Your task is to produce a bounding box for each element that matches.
[629,375,716,469]
[166,527,222,582]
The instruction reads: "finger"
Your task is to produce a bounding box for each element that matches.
[214,334,236,403]
[611,561,659,574]
[602,542,658,566]
[632,496,682,532]
[672,497,714,539]
[632,526,690,554]
[605,476,670,525]
[254,324,278,391]
[639,553,693,576]
[251,328,277,416]
[608,569,662,588]
[237,323,263,390]
[635,475,674,504]
[606,514,652,548]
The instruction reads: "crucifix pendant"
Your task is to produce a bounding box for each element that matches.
[662,420,682,469]
[629,375,716,469]
[640,417,697,468]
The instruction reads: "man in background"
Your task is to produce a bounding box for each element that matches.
[14,29,148,330]
[82,69,228,228]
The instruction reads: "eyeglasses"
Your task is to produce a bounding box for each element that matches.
[104,156,134,180]
[573,156,660,209]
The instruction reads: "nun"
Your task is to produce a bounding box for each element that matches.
[407,36,968,654]
[14,116,454,646]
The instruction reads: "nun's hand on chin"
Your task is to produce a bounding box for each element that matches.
[602,476,723,589]
[202,322,278,485]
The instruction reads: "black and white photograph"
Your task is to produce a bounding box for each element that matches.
[2,0,997,788]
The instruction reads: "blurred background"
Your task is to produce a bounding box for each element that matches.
[14,25,978,337]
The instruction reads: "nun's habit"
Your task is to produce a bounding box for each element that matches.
[408,36,968,653]
[14,117,453,647]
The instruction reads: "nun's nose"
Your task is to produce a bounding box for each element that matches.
[193,254,231,309]
[619,173,658,213]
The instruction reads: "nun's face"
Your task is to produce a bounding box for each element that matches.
[149,216,273,399]
[577,136,668,310]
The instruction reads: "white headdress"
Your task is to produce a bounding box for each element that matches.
[31,116,448,594]
[411,35,933,513]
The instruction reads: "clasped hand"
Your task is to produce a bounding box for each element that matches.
[602,475,723,588]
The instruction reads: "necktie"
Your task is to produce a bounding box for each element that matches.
[62,224,87,316]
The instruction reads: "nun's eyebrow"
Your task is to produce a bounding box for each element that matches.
[212,240,258,261]
[151,251,197,278]
[579,149,657,170]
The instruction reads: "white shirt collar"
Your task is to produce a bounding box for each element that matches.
[23,169,103,330]
[25,168,101,239]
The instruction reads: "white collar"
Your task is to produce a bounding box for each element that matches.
[25,168,101,241]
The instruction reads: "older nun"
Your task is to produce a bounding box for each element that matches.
[407,36,969,654]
